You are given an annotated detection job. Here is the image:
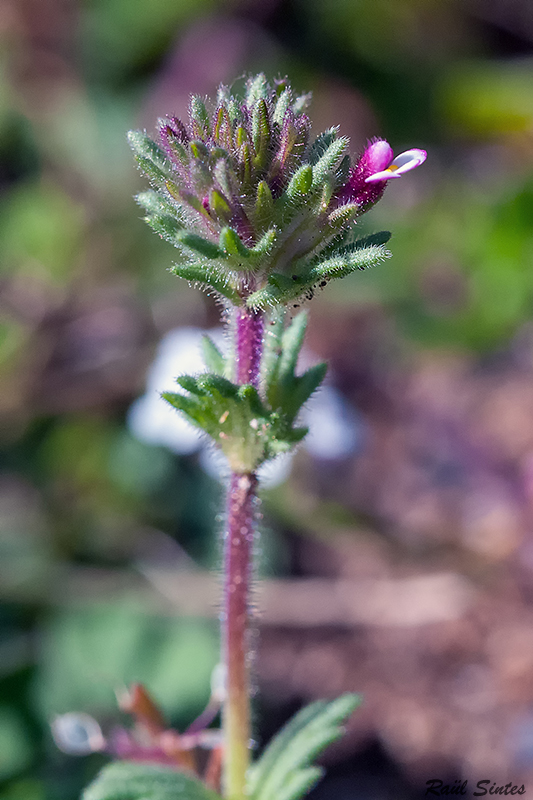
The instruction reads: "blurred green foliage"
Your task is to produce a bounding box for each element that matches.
[37,607,218,722]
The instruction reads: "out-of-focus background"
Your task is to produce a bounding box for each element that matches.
[2,1,533,798]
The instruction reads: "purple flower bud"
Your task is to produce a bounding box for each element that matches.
[159,117,190,169]
[360,139,394,175]
[160,117,189,145]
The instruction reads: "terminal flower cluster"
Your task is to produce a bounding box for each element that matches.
[128,74,426,313]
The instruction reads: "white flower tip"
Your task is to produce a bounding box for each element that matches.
[365,147,427,183]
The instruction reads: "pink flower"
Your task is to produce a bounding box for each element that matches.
[338,138,426,213]
[365,146,427,183]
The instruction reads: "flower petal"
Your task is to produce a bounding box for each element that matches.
[365,148,427,183]
[363,139,395,174]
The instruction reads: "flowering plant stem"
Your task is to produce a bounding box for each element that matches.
[223,307,264,799]
[110,73,427,800]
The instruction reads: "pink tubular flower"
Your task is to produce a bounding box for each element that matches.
[339,138,426,213]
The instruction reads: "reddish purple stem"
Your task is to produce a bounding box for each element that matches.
[222,306,263,797]
[235,307,264,387]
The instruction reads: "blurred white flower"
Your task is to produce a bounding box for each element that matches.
[51,712,105,755]
[128,327,364,486]
[302,383,362,459]
[128,327,224,455]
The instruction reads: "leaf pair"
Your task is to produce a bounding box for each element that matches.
[163,312,325,473]
[82,694,360,800]
[163,372,306,473]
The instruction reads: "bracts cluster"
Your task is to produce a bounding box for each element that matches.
[128,74,425,316]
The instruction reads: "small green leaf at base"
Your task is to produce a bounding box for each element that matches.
[82,761,223,800]
[248,693,361,800]
[277,767,324,800]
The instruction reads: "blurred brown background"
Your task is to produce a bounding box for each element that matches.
[2,0,533,798]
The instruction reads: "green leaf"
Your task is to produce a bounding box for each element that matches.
[286,363,328,422]
[248,701,329,798]
[163,368,309,472]
[309,243,391,280]
[291,92,312,115]
[128,131,174,185]
[166,184,212,221]
[209,189,232,222]
[261,310,284,389]
[255,181,275,229]
[246,73,269,107]
[201,335,225,374]
[158,120,190,167]
[311,137,349,190]
[214,160,238,202]
[264,313,327,422]
[335,154,351,187]
[273,89,291,126]
[214,106,232,150]
[237,383,266,417]
[248,240,392,310]
[286,165,313,201]
[176,375,206,395]
[277,767,324,800]
[82,761,222,800]
[190,140,210,161]
[219,227,250,259]
[144,213,183,244]
[198,373,240,399]
[136,190,177,218]
[163,392,207,429]
[239,142,252,187]
[268,272,294,292]
[251,228,278,257]
[170,262,240,303]
[308,128,338,166]
[190,96,211,140]
[176,232,226,260]
[248,694,361,800]
[252,99,271,170]
[351,230,392,249]
[277,311,308,385]
[327,203,358,230]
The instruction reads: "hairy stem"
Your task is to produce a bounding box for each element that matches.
[235,306,264,386]
[223,307,263,799]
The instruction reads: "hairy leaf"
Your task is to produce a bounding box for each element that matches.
[219,227,250,259]
[308,128,338,166]
[285,363,328,423]
[248,694,361,800]
[170,262,240,303]
[311,137,348,190]
[190,96,211,140]
[273,89,291,127]
[176,231,226,260]
[286,165,313,202]
[128,132,175,186]
[82,761,222,800]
